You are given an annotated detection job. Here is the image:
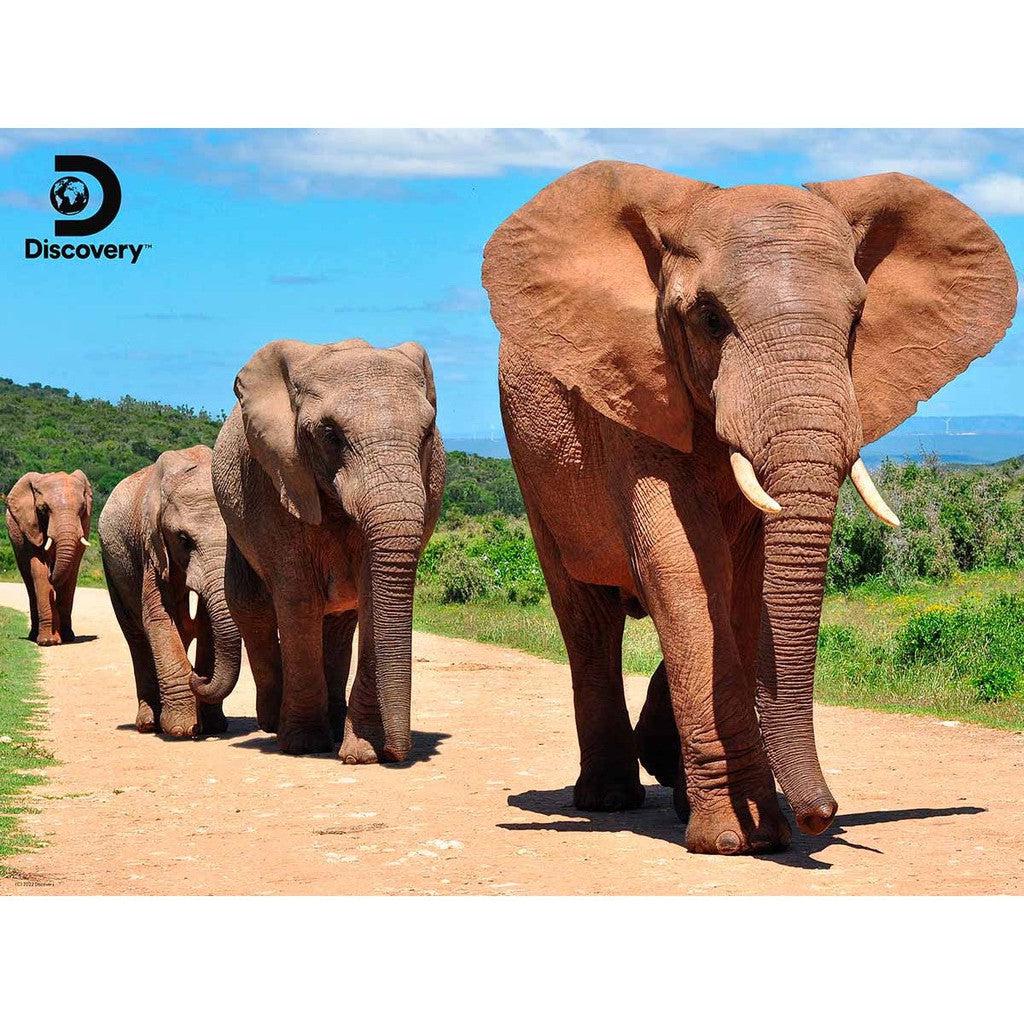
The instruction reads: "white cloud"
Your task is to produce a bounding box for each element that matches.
[208,128,1020,193]
[214,128,801,187]
[0,129,129,160]
[957,173,1024,215]
[800,129,986,181]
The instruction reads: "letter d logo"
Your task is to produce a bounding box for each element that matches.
[53,156,121,237]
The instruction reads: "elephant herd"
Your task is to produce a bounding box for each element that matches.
[3,163,1017,858]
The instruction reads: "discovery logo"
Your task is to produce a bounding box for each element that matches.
[24,156,152,265]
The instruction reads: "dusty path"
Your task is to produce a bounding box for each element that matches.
[1,582,1022,895]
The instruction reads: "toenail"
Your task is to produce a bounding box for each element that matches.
[716,830,741,853]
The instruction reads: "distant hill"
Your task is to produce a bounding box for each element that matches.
[454,419,1024,467]
[863,416,1024,467]
[444,436,511,459]
[3,379,1021,516]
[0,378,222,512]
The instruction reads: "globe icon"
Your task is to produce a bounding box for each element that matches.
[50,176,90,215]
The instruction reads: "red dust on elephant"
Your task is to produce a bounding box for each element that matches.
[483,161,1017,855]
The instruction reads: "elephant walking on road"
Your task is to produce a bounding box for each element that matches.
[483,162,1017,855]
[5,470,93,646]
[99,446,241,738]
[212,338,445,763]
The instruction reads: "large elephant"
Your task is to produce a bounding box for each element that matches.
[483,162,1017,855]
[4,470,93,646]
[212,338,445,762]
[99,446,241,737]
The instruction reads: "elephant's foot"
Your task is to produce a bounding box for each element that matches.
[255,692,281,733]
[339,715,385,764]
[278,712,333,755]
[683,791,791,856]
[635,662,680,786]
[199,703,229,735]
[634,716,681,787]
[136,701,158,733]
[36,631,62,647]
[573,762,645,811]
[159,708,200,738]
[328,698,347,743]
[339,734,380,765]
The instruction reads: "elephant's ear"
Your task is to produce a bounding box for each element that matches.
[392,342,437,406]
[142,458,170,582]
[234,339,322,526]
[5,473,45,548]
[72,470,93,530]
[483,160,715,452]
[806,173,1018,444]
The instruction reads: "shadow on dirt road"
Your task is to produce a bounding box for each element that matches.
[503,786,986,870]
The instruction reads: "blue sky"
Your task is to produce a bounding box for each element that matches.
[1,129,1022,438]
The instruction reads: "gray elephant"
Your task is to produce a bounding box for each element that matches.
[99,446,241,737]
[5,470,93,646]
[212,338,445,762]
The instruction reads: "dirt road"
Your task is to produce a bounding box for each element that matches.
[1,582,1022,895]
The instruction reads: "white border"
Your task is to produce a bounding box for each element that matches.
[2,2,1023,126]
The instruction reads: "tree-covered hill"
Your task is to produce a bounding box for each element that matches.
[0,378,222,512]
[0,378,527,580]
[442,450,524,518]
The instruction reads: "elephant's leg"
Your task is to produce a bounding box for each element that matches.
[531,514,642,811]
[630,480,786,855]
[15,551,40,641]
[323,611,357,742]
[29,557,60,646]
[107,581,160,732]
[225,541,283,733]
[192,605,228,735]
[340,598,386,764]
[274,586,332,756]
[635,660,684,790]
[55,577,79,642]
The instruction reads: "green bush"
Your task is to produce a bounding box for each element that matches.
[435,544,495,604]
[971,665,1019,703]
[828,455,1024,593]
[892,608,965,666]
[887,594,1024,703]
[418,515,547,606]
[817,624,861,659]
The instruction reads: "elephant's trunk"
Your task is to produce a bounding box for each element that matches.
[755,460,841,835]
[359,452,428,764]
[143,581,202,738]
[189,547,242,704]
[49,512,85,587]
[719,320,863,837]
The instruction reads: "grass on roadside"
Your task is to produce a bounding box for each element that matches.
[0,606,53,872]
[415,566,1024,732]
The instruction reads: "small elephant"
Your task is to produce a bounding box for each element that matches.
[99,446,241,738]
[5,470,93,646]
[212,338,445,762]
[483,162,1017,854]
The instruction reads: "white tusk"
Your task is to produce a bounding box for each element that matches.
[80,537,91,548]
[44,536,53,552]
[850,458,901,528]
[189,590,199,619]
[730,450,782,515]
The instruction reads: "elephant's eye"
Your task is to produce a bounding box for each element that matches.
[323,423,346,448]
[177,531,193,550]
[697,302,730,342]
